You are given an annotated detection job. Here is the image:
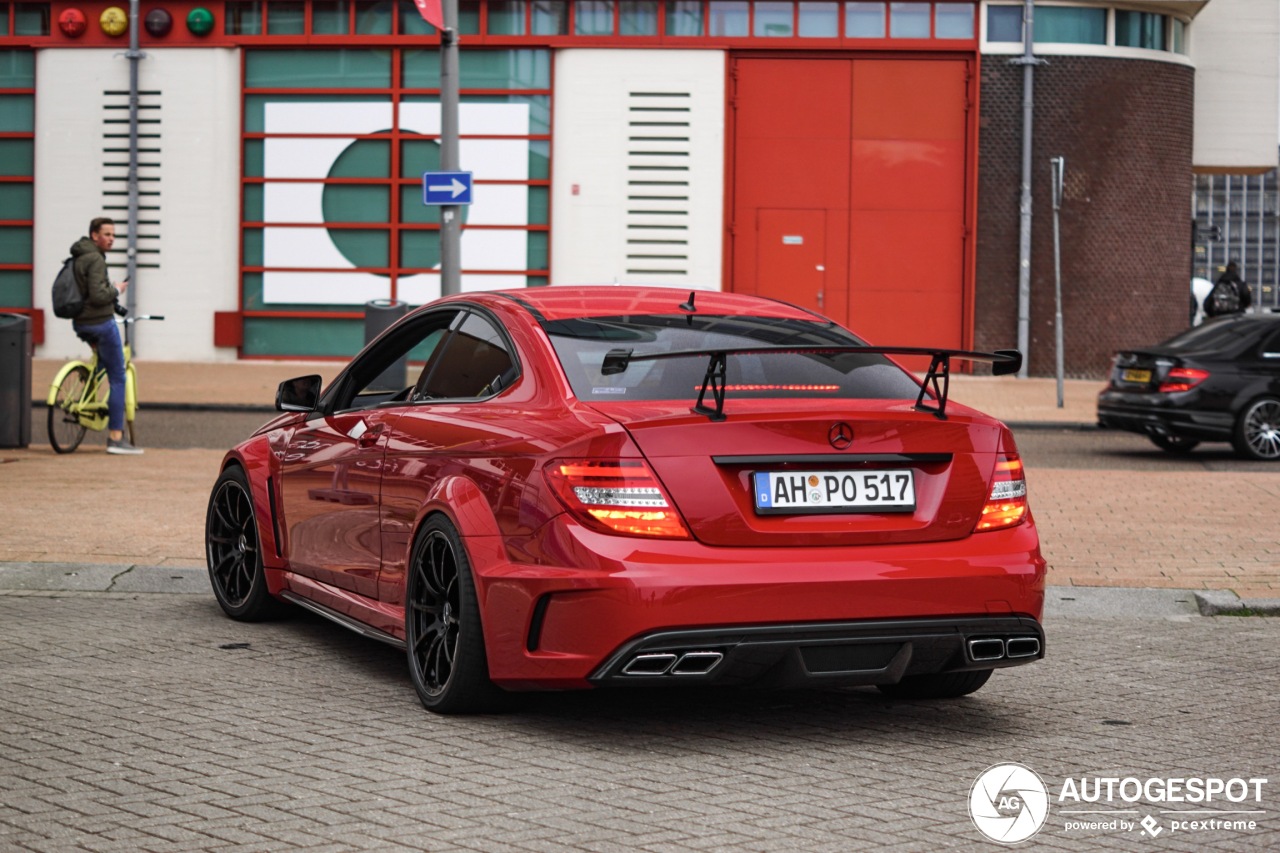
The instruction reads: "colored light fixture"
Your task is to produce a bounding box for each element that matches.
[100,6,129,37]
[144,8,173,37]
[58,8,88,37]
[186,7,214,36]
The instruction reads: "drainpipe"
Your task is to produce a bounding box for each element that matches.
[125,0,141,320]
[1011,0,1042,378]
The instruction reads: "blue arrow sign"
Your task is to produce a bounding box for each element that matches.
[423,171,474,205]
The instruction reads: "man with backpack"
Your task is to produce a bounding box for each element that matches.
[1205,260,1253,319]
[66,217,143,455]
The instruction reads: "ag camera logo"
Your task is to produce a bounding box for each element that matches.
[970,763,1050,843]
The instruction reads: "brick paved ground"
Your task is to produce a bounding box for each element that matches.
[1,591,1276,851]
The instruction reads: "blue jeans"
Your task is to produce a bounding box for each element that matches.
[72,319,126,432]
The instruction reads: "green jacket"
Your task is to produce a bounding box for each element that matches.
[70,237,119,325]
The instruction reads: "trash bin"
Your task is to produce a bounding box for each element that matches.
[0,313,32,448]
[364,299,409,392]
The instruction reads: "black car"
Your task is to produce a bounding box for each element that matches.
[1097,314,1280,460]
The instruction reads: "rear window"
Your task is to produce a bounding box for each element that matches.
[1157,318,1269,352]
[542,314,921,402]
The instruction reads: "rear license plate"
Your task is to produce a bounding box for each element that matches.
[1122,368,1152,383]
[753,470,915,515]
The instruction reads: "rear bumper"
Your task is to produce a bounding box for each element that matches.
[589,616,1045,689]
[1097,391,1234,440]
[476,518,1045,690]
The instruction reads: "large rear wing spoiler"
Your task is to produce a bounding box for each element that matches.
[600,345,1023,421]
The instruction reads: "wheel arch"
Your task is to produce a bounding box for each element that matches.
[215,447,288,571]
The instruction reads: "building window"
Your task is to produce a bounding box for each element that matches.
[986,5,1020,42]
[1115,10,1164,50]
[532,0,568,33]
[755,1,793,36]
[1170,17,1186,54]
[574,0,613,34]
[0,50,34,313]
[226,0,264,34]
[620,0,658,34]
[888,1,928,37]
[846,1,884,37]
[267,1,306,34]
[488,0,527,33]
[1035,6,1103,44]
[934,3,971,39]
[708,1,748,36]
[13,2,49,35]
[665,0,703,35]
[798,1,838,36]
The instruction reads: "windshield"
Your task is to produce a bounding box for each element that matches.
[543,314,922,402]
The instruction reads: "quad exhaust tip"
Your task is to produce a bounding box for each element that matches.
[620,650,724,677]
[967,636,1041,662]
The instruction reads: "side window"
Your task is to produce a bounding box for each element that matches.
[333,310,459,411]
[1260,329,1280,359]
[417,312,517,400]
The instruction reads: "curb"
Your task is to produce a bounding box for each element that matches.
[1194,590,1280,617]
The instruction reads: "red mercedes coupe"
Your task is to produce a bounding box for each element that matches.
[206,287,1045,713]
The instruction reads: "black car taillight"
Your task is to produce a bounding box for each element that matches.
[1158,368,1209,393]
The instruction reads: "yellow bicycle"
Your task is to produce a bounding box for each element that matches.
[46,313,164,453]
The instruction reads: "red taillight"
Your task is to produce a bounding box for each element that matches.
[1158,367,1209,393]
[545,459,690,539]
[975,453,1028,532]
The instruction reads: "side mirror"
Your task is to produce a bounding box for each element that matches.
[276,374,322,412]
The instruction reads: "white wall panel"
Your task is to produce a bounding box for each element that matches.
[34,48,242,361]
[1192,0,1280,170]
[551,49,725,289]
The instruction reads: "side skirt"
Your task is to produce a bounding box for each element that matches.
[280,590,406,650]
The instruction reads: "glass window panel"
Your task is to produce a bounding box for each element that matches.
[14,3,48,35]
[459,1,481,33]
[327,139,391,178]
[526,275,548,287]
[402,138,443,178]
[313,0,350,33]
[528,186,549,225]
[0,140,33,176]
[408,50,551,89]
[532,0,568,33]
[225,0,263,34]
[244,50,391,88]
[755,2,792,36]
[665,0,702,35]
[1171,18,1185,54]
[575,0,613,34]
[243,184,264,221]
[798,2,837,37]
[620,0,657,34]
[934,3,971,39]
[267,1,305,33]
[1034,7,1103,44]
[1115,11,1164,50]
[243,317,364,356]
[708,1,747,36]
[401,230,442,268]
[889,1,927,37]
[355,0,393,33]
[399,0,436,33]
[244,140,264,176]
[529,140,550,179]
[243,228,264,266]
[401,187,443,223]
[0,95,33,132]
[528,231,548,270]
[0,227,30,263]
[0,271,32,308]
[0,6,8,36]
[0,183,33,218]
[845,2,884,37]
[986,5,1020,42]
[488,0,527,34]
[0,51,35,86]
[320,185,390,222]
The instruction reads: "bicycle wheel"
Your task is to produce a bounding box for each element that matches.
[47,365,90,453]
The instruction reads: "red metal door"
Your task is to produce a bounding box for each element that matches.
[756,209,827,313]
[729,56,971,349]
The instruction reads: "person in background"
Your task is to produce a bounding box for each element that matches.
[1204,260,1253,319]
[69,216,143,455]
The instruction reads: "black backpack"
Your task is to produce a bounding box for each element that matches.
[51,257,84,319]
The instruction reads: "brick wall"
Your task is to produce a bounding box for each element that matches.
[976,56,1194,378]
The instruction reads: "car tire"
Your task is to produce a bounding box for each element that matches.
[1232,397,1280,461]
[876,669,992,700]
[1149,433,1200,454]
[405,516,509,714]
[205,465,284,621]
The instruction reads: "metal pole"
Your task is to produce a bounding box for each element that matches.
[1051,157,1065,407]
[125,0,141,319]
[1012,0,1040,378]
[439,0,461,296]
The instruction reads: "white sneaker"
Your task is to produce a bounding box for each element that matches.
[106,437,144,455]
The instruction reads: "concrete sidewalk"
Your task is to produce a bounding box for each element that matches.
[29,357,1103,426]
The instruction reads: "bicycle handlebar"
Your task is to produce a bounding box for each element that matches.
[123,314,165,322]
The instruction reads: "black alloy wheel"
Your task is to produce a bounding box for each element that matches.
[1234,397,1280,461]
[1149,433,1200,454]
[206,466,282,620]
[405,517,507,714]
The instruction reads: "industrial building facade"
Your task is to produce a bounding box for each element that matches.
[0,1,1252,375]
